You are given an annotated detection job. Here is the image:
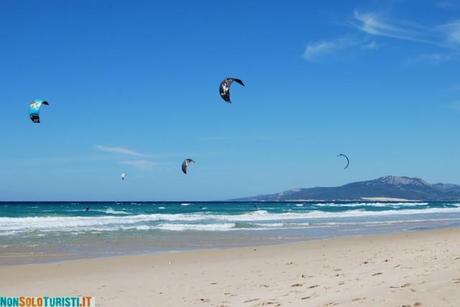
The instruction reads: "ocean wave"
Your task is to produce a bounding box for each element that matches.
[2,206,460,235]
[156,223,235,231]
[312,202,430,208]
[104,207,129,215]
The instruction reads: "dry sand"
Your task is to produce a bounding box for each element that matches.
[2,228,460,306]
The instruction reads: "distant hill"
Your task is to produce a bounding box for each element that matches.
[235,176,460,201]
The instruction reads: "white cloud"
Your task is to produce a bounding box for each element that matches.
[352,11,435,45]
[94,145,146,157]
[119,159,155,171]
[303,10,460,62]
[448,101,460,112]
[450,83,460,92]
[352,10,460,51]
[437,1,459,10]
[303,40,339,60]
[361,41,378,50]
[303,36,371,61]
[439,20,460,45]
[406,52,460,65]
[95,145,155,171]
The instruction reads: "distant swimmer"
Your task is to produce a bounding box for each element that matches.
[85,207,90,212]
[219,78,244,103]
[181,159,195,174]
[121,173,126,181]
[337,153,350,170]
[29,99,49,123]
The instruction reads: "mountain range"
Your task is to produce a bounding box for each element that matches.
[235,176,460,201]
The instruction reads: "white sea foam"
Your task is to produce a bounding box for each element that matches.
[2,205,460,235]
[104,207,129,215]
[156,223,235,231]
[312,202,430,207]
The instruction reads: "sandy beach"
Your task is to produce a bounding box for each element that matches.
[1,228,459,306]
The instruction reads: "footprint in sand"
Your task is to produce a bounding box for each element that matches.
[351,297,366,302]
[257,301,280,306]
[291,283,303,287]
[371,272,383,276]
[243,298,260,303]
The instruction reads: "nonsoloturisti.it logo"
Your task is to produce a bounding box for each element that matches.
[0,296,94,307]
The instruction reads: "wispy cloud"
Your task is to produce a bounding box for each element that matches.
[437,1,459,10]
[361,41,378,50]
[351,10,460,50]
[406,52,460,64]
[352,11,438,45]
[303,10,460,61]
[450,83,460,92]
[304,11,460,62]
[119,160,155,171]
[439,20,460,45]
[448,101,460,112]
[95,145,156,171]
[303,36,372,61]
[94,145,146,157]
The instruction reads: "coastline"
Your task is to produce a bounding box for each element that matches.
[4,200,460,267]
[1,228,460,306]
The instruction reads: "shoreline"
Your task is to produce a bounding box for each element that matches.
[0,228,425,267]
[1,227,460,306]
[1,223,457,266]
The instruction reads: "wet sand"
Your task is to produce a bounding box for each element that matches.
[1,228,460,306]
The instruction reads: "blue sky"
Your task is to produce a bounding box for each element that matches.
[1,0,460,200]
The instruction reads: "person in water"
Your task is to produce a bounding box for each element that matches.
[85,207,90,212]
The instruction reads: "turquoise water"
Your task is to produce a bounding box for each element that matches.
[1,201,460,264]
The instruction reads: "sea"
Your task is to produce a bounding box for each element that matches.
[1,201,460,264]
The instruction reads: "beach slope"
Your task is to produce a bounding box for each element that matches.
[2,228,460,306]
